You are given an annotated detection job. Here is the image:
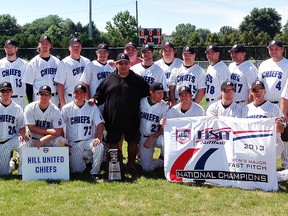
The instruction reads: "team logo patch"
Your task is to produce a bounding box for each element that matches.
[176,128,191,144]
[43,148,49,153]
[58,119,62,126]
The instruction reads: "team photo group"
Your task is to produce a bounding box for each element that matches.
[0,35,288,186]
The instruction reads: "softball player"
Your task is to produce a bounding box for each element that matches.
[61,84,104,178]
[280,82,288,169]
[0,82,28,175]
[258,40,288,105]
[139,82,169,172]
[228,44,258,107]
[23,35,60,105]
[0,39,28,109]
[54,38,91,108]
[205,45,230,109]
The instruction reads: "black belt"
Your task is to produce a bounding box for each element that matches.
[0,137,12,144]
[235,100,245,104]
[51,92,58,96]
[11,95,24,98]
[271,101,279,104]
[31,136,39,140]
[206,98,218,102]
[68,94,72,97]
[142,134,150,138]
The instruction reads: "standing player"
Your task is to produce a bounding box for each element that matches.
[124,42,143,66]
[280,83,288,169]
[206,81,242,117]
[80,43,115,99]
[139,82,169,172]
[24,85,65,148]
[54,37,91,109]
[168,46,206,106]
[23,35,60,105]
[0,82,28,175]
[131,44,168,92]
[62,84,104,180]
[0,39,28,109]
[205,45,230,109]
[228,44,258,107]
[258,40,288,105]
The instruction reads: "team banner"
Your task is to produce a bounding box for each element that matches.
[164,116,278,191]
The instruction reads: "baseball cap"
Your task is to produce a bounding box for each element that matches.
[38,85,52,94]
[116,53,130,62]
[162,42,174,49]
[178,86,192,95]
[124,42,137,49]
[141,44,154,52]
[39,35,52,43]
[251,80,265,90]
[96,43,109,52]
[221,81,235,90]
[150,82,165,93]
[267,40,283,48]
[205,44,219,53]
[4,39,19,47]
[74,84,87,93]
[228,44,245,53]
[182,45,195,54]
[69,37,82,46]
[0,82,12,91]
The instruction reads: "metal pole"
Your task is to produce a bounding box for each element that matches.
[136,0,138,30]
[89,0,93,40]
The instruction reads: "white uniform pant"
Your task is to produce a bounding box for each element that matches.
[139,135,164,172]
[69,138,104,175]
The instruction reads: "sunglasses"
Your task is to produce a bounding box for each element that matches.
[252,89,264,93]
[0,89,12,93]
[223,89,235,93]
[39,92,51,96]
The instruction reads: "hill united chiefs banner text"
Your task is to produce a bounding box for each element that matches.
[164,116,278,191]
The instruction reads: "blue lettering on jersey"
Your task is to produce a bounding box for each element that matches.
[96,71,111,80]
[143,76,155,85]
[2,69,21,77]
[231,73,240,82]
[165,72,171,79]
[262,71,282,79]
[70,116,90,125]
[0,115,15,123]
[72,66,85,76]
[140,112,160,122]
[40,68,57,77]
[206,74,213,84]
[176,74,195,83]
[247,115,267,118]
[36,120,51,128]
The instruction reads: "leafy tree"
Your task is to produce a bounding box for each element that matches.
[188,32,201,46]
[239,7,281,38]
[195,28,211,45]
[255,32,271,45]
[239,32,256,46]
[105,10,138,46]
[205,33,220,45]
[0,14,20,36]
[171,23,196,46]
[218,26,236,36]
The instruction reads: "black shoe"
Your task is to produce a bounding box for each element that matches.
[91,174,100,182]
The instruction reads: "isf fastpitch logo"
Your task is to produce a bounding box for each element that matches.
[176,128,191,144]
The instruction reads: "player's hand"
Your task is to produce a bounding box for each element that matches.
[107,59,116,67]
[160,117,167,128]
[144,136,154,148]
[92,138,101,147]
[35,140,42,149]
[19,135,29,142]
[88,98,97,106]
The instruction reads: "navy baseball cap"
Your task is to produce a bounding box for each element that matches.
[205,45,219,53]
[69,37,82,46]
[0,82,12,91]
[229,44,245,53]
[267,40,283,48]
[221,81,234,90]
[38,85,52,94]
[141,44,154,52]
[150,82,165,93]
[74,84,87,93]
[39,35,52,43]
[96,43,109,52]
[124,42,137,49]
[116,53,129,62]
[4,39,19,47]
[178,86,192,95]
[182,45,195,54]
[251,80,265,90]
[162,42,174,49]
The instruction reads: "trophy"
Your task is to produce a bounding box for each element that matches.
[107,149,124,181]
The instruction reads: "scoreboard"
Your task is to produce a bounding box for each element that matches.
[139,28,162,45]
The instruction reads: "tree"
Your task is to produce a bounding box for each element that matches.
[239,7,281,38]
[0,14,20,36]
[205,33,220,45]
[195,28,211,45]
[218,26,237,36]
[105,10,138,46]
[171,23,196,46]
[255,32,271,45]
[239,32,256,46]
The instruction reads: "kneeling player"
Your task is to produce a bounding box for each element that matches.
[61,84,104,180]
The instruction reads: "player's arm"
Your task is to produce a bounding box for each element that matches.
[27,125,63,137]
[92,122,104,147]
[57,83,66,109]
[280,97,288,123]
[35,134,58,148]
[169,85,177,107]
[18,127,29,142]
[193,88,205,104]
[275,117,286,133]
[26,84,33,103]
[144,127,163,148]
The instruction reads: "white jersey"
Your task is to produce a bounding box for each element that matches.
[140,97,169,136]
[281,81,288,99]
[131,63,169,91]
[166,102,205,118]
[229,60,258,102]
[0,101,25,141]
[168,64,206,99]
[154,58,183,81]
[80,60,115,97]
[258,57,288,102]
[61,101,104,142]
[23,54,60,95]
[206,101,242,117]
[242,101,283,119]
[54,55,91,95]
[24,101,64,140]
[206,61,230,99]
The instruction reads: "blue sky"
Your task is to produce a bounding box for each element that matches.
[1,0,288,35]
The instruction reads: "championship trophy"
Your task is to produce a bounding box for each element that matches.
[107,149,124,181]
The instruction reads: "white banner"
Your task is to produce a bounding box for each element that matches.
[22,147,70,181]
[164,116,278,191]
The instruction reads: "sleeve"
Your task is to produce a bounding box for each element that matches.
[206,103,217,116]
[16,107,25,129]
[22,62,35,85]
[80,62,93,84]
[54,61,66,84]
[93,105,105,126]
[197,68,207,89]
[52,109,64,129]
[168,68,178,86]
[24,105,35,125]
[247,66,258,88]
[93,79,105,105]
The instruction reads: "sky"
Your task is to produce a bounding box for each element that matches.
[1,0,288,35]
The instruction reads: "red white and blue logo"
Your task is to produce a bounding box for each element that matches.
[176,128,191,144]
